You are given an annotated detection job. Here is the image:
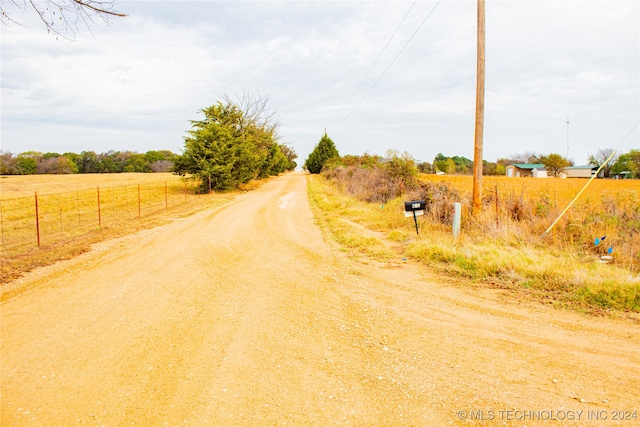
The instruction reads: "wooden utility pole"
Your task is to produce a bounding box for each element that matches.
[472,0,485,215]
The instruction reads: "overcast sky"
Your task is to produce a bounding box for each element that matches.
[1,0,638,165]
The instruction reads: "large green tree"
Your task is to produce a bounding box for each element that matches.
[611,149,640,178]
[304,133,339,174]
[433,153,450,174]
[433,153,472,174]
[16,152,40,174]
[77,151,99,173]
[174,96,294,192]
[540,153,571,177]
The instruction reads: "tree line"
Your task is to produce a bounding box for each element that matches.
[1,93,297,189]
[303,133,640,179]
[417,149,640,178]
[0,150,178,175]
[422,152,569,177]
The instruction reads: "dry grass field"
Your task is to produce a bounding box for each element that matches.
[422,174,639,210]
[420,175,640,270]
[421,175,640,256]
[424,174,639,234]
[308,174,640,314]
[0,173,248,283]
[0,172,186,198]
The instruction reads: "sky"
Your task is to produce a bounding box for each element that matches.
[1,0,639,166]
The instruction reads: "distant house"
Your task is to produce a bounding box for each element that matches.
[506,163,599,178]
[506,163,545,178]
[532,168,548,178]
[561,165,598,178]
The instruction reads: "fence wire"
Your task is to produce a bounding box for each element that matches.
[1,181,199,258]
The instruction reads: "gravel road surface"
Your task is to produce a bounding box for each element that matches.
[1,172,638,426]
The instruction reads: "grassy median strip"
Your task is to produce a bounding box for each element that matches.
[307,174,640,314]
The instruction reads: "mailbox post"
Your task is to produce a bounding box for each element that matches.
[404,200,426,235]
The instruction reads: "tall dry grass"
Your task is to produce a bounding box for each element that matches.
[312,167,640,314]
[420,175,640,273]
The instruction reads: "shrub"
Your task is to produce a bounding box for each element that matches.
[322,153,419,204]
[406,181,462,225]
[304,133,339,174]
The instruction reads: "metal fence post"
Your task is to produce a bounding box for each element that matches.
[35,192,41,247]
[453,202,461,239]
[495,186,500,227]
[97,186,102,227]
[59,193,63,235]
[0,200,4,248]
[77,191,81,227]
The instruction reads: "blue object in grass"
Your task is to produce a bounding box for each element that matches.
[607,246,613,254]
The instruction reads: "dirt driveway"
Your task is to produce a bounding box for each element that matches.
[1,172,638,426]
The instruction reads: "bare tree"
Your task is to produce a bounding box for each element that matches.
[222,90,281,139]
[588,148,618,177]
[1,0,126,38]
[150,160,173,173]
[279,143,298,163]
[0,151,20,175]
[508,151,541,164]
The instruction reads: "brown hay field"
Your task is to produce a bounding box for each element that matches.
[0,172,185,198]
[420,175,640,265]
[421,174,639,205]
[0,173,239,283]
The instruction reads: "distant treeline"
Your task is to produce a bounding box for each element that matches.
[0,150,177,175]
[419,149,640,178]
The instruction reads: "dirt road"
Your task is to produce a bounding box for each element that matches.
[1,172,638,426]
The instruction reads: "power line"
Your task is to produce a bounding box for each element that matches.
[329,0,418,127]
[543,119,639,237]
[614,119,639,152]
[334,0,444,129]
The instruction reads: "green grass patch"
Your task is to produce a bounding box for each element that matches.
[575,281,640,312]
[387,229,410,242]
[307,175,395,260]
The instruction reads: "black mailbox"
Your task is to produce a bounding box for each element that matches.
[404,200,426,212]
[404,200,425,235]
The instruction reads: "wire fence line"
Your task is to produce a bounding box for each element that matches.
[1,180,200,258]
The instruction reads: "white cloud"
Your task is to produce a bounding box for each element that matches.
[1,0,638,165]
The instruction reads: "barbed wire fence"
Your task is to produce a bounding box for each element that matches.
[1,180,200,258]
